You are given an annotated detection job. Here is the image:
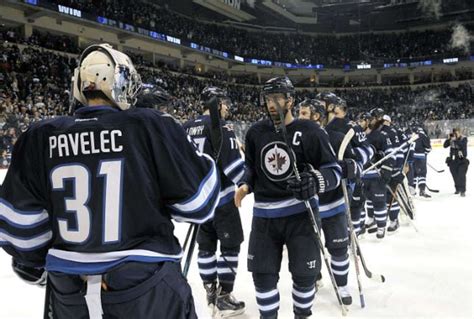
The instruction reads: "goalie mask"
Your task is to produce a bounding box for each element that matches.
[73,43,142,110]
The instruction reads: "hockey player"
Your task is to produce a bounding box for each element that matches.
[315,93,373,237]
[362,108,395,239]
[183,86,246,317]
[234,77,342,319]
[413,126,432,198]
[405,127,417,195]
[354,112,373,234]
[0,44,220,319]
[381,115,404,233]
[298,98,361,306]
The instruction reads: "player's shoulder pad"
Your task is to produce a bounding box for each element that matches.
[348,120,358,128]
[294,118,321,130]
[222,122,234,132]
[128,107,180,124]
[127,108,184,135]
[26,115,74,135]
[247,119,273,135]
[295,119,330,140]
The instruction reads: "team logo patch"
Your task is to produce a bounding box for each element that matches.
[261,141,293,182]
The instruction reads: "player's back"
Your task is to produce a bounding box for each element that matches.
[2,105,219,274]
[183,115,214,157]
[184,115,245,206]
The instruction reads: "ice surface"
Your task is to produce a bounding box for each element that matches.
[0,146,472,319]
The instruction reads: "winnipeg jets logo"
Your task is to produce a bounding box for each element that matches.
[261,142,293,182]
[267,146,288,173]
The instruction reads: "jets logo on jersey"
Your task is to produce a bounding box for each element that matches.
[261,141,294,182]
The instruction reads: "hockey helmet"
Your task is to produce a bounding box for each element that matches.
[135,84,172,110]
[73,44,142,110]
[297,99,326,120]
[260,76,295,107]
[369,108,385,118]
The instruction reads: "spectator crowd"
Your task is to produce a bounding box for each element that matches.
[1,30,473,168]
[34,0,474,65]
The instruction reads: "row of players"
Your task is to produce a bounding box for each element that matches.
[0,44,429,319]
[183,78,433,318]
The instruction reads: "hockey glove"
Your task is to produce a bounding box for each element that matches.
[380,165,392,184]
[12,259,47,286]
[391,171,405,185]
[286,171,317,201]
[338,159,361,180]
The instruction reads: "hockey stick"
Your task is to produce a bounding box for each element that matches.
[396,186,415,219]
[393,145,416,219]
[428,163,445,173]
[182,225,199,278]
[338,129,366,308]
[386,183,400,219]
[182,96,223,278]
[338,134,385,284]
[398,180,416,219]
[356,243,386,283]
[363,134,419,174]
[43,276,53,319]
[386,186,419,232]
[275,107,348,316]
[426,185,440,193]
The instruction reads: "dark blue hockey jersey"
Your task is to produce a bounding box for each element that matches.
[318,129,357,219]
[413,130,432,160]
[0,106,220,275]
[364,125,396,179]
[326,117,374,170]
[383,125,403,178]
[395,126,410,167]
[242,119,341,218]
[184,115,245,206]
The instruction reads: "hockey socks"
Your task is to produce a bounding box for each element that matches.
[374,208,387,228]
[292,284,315,317]
[331,254,350,287]
[217,252,239,293]
[256,288,280,317]
[365,200,374,219]
[388,201,400,221]
[198,251,217,283]
[350,204,363,235]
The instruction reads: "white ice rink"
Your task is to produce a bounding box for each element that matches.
[0,146,473,319]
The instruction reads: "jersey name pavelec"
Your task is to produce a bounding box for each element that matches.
[0,106,220,275]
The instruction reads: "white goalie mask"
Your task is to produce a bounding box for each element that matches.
[73,43,142,110]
